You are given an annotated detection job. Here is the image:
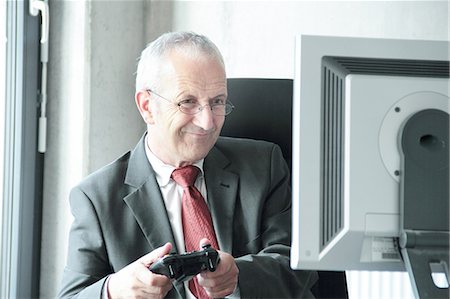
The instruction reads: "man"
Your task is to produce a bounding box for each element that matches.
[58,31,318,299]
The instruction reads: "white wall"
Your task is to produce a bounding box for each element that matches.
[41,2,89,297]
[41,1,448,298]
[147,1,448,78]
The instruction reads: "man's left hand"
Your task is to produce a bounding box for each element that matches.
[197,247,239,298]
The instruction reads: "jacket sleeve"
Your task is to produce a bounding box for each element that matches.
[57,187,111,299]
[234,143,319,298]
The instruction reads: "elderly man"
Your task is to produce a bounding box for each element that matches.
[58,31,318,299]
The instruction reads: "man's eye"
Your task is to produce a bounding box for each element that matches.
[212,98,225,105]
[179,99,197,106]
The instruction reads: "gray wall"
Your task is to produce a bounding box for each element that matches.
[41,1,448,298]
[41,1,145,297]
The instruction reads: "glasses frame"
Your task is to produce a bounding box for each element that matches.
[146,89,234,116]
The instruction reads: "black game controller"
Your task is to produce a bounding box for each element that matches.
[149,244,220,282]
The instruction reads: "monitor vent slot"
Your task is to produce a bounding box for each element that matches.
[320,66,345,250]
[325,56,449,78]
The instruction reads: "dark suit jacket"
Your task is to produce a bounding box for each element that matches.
[58,135,318,298]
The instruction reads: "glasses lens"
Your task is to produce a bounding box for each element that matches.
[224,103,234,115]
[212,104,226,116]
[212,103,234,116]
[179,102,198,114]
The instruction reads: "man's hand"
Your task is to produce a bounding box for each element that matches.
[107,243,173,299]
[197,239,239,298]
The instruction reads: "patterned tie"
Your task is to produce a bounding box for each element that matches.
[171,165,219,299]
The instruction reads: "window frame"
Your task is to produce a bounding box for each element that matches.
[1,1,43,298]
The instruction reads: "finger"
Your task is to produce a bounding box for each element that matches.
[199,238,211,249]
[197,252,239,297]
[201,250,228,277]
[138,242,172,267]
[135,277,173,299]
[135,262,173,297]
[137,267,171,287]
[199,272,238,298]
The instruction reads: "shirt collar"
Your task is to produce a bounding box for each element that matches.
[144,135,204,187]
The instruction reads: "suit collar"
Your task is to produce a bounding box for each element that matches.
[124,134,152,188]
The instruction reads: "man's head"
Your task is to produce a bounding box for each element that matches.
[135,32,229,167]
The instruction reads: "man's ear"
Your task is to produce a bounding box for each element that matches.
[135,91,154,124]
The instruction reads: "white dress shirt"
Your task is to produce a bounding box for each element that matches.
[144,137,239,299]
[144,139,208,256]
[144,138,206,299]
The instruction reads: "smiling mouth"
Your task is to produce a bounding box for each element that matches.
[186,131,212,138]
[183,128,215,136]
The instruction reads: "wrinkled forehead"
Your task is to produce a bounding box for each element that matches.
[139,46,226,91]
[163,46,225,73]
[157,49,227,94]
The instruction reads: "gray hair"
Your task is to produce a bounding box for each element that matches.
[135,31,225,92]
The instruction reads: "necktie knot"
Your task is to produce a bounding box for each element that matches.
[171,165,200,188]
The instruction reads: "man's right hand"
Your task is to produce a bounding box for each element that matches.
[107,243,173,299]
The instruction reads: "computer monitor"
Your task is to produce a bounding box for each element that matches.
[290,35,449,278]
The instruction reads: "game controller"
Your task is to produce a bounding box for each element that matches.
[149,244,220,282]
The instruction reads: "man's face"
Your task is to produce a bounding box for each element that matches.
[146,51,227,167]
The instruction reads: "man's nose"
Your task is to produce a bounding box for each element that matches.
[193,105,215,131]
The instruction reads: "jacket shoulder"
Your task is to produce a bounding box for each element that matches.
[212,136,285,170]
[74,151,131,195]
[215,136,276,151]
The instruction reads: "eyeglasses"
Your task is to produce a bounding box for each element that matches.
[147,89,234,116]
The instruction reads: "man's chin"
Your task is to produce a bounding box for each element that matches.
[189,149,210,161]
[184,144,215,161]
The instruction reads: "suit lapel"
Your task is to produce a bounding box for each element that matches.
[123,178,177,251]
[123,135,178,252]
[204,146,238,254]
[123,177,186,298]
[123,136,185,298]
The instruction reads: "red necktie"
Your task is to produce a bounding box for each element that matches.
[171,165,219,299]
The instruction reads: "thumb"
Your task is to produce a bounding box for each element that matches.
[139,242,172,267]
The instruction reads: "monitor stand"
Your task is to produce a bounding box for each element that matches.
[399,108,449,298]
